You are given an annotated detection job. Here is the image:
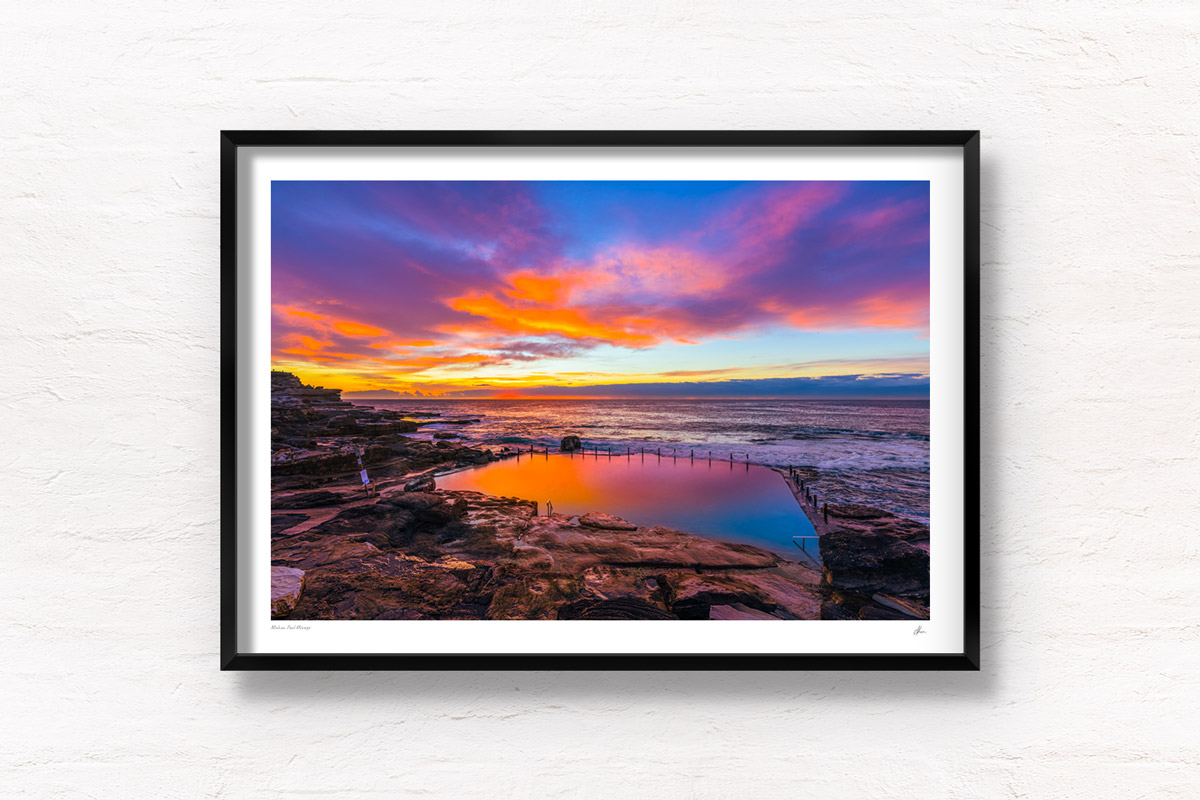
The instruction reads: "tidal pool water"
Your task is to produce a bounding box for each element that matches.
[437,451,818,561]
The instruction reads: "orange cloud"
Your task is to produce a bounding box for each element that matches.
[503,271,594,304]
[274,305,389,339]
[449,294,658,346]
[367,339,437,350]
[333,320,386,337]
[446,246,743,350]
[299,335,328,351]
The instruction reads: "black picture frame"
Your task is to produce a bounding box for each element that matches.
[221,130,980,671]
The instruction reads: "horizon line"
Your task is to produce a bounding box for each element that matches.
[343,394,930,401]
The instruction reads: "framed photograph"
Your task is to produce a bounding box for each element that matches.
[221,130,979,670]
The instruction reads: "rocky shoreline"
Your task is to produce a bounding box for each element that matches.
[268,371,929,621]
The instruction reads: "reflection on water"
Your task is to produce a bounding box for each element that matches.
[437,451,818,561]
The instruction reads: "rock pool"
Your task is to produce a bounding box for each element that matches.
[437,451,818,562]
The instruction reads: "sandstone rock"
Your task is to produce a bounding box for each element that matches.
[560,435,582,452]
[404,474,437,492]
[871,593,928,619]
[271,513,308,536]
[271,371,304,393]
[433,432,460,439]
[710,603,780,620]
[270,370,343,405]
[486,575,584,620]
[435,555,478,572]
[579,512,638,531]
[270,448,359,476]
[735,571,822,619]
[821,504,930,599]
[820,601,858,620]
[359,420,419,435]
[383,492,467,529]
[557,598,676,620]
[326,414,358,430]
[271,566,305,617]
[374,608,425,620]
[273,490,344,509]
[272,535,386,570]
[657,571,782,619]
[829,504,889,521]
[859,604,915,620]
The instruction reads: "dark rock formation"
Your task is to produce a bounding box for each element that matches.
[819,503,930,618]
[271,513,309,535]
[268,372,489,481]
[271,449,361,477]
[273,490,345,509]
[557,598,677,620]
[560,435,582,452]
[404,473,437,492]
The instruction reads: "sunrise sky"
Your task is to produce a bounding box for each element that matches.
[271,180,930,398]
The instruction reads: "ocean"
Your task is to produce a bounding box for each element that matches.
[350,397,930,523]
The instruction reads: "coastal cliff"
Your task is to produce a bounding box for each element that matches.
[270,370,495,482]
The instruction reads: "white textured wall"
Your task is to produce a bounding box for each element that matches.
[4,2,1198,797]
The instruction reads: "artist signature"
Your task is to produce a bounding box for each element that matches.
[913,625,926,636]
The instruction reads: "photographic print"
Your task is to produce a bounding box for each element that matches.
[223,131,978,669]
[268,178,932,623]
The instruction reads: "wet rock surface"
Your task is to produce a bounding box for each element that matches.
[578,512,638,531]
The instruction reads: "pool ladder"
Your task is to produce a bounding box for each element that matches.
[792,534,820,568]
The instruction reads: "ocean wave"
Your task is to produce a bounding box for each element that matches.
[496,435,535,445]
[789,425,929,442]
